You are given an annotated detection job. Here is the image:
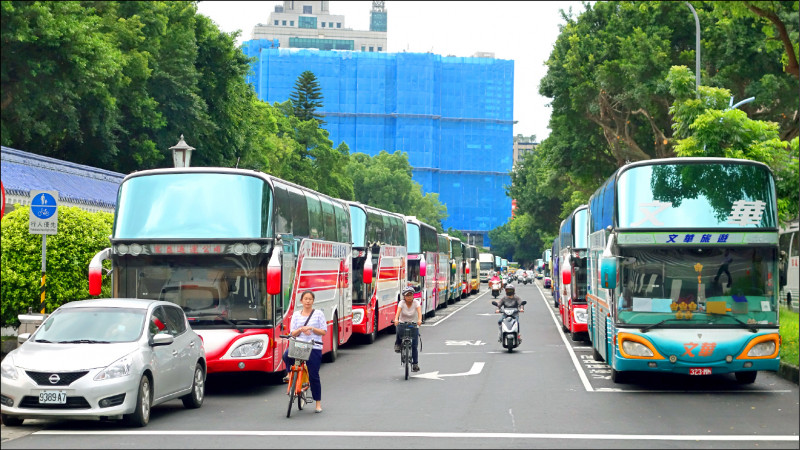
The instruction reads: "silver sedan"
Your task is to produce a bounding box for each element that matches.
[1,298,206,427]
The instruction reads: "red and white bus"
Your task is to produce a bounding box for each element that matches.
[558,204,589,341]
[89,167,353,373]
[347,202,407,343]
[405,216,439,318]
[436,233,451,309]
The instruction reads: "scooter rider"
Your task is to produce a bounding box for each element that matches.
[495,284,524,327]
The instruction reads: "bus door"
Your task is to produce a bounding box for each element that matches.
[276,234,296,366]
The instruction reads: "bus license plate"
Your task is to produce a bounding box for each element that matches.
[39,390,67,404]
[689,367,712,376]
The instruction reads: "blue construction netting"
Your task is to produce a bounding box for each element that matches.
[241,42,514,246]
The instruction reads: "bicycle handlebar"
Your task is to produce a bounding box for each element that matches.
[279,335,323,346]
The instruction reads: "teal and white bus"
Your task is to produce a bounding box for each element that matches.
[587,158,781,384]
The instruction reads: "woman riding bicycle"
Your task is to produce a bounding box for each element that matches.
[282,290,326,413]
[393,285,422,372]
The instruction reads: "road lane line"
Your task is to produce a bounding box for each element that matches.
[425,291,487,327]
[33,430,799,442]
[534,282,594,392]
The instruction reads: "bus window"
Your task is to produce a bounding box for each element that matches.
[305,192,323,239]
[287,185,309,237]
[273,183,292,235]
[320,198,337,242]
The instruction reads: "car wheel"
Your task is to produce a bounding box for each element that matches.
[181,363,205,409]
[1,414,23,427]
[125,375,151,427]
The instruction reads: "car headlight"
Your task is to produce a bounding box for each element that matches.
[573,309,588,324]
[352,310,364,325]
[1,356,19,380]
[230,340,264,358]
[747,341,776,357]
[94,354,133,381]
[621,340,654,357]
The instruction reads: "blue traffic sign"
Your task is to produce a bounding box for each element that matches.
[31,192,57,219]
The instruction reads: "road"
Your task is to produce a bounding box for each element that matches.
[2,280,798,448]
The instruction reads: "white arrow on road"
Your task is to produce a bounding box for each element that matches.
[445,340,485,346]
[412,362,485,380]
[476,313,496,316]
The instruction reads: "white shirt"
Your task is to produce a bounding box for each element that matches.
[397,299,421,323]
[290,309,326,350]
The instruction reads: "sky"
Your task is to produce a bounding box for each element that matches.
[196,1,587,142]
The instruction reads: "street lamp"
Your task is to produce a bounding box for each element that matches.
[170,134,195,168]
[685,2,701,97]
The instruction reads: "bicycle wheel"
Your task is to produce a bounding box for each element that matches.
[286,371,298,418]
[297,367,307,411]
[403,341,411,380]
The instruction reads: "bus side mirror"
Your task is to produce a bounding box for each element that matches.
[466,267,470,274]
[363,254,373,285]
[88,248,111,296]
[779,251,788,287]
[419,258,427,277]
[600,257,618,289]
[267,250,282,295]
[561,263,571,286]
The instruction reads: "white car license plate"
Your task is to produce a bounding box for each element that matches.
[39,390,67,404]
[689,367,712,376]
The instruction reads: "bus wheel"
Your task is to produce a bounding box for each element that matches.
[735,371,757,384]
[366,313,377,344]
[324,318,339,363]
[611,368,627,384]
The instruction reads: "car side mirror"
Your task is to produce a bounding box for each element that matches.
[17,333,31,344]
[152,333,174,347]
[491,301,498,307]
[521,300,527,306]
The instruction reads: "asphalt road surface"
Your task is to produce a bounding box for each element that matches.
[2,280,798,448]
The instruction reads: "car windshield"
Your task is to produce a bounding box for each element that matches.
[615,247,779,327]
[34,307,146,343]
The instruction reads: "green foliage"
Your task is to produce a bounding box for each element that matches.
[668,65,800,223]
[780,306,799,367]
[289,70,325,124]
[346,151,447,230]
[1,206,113,328]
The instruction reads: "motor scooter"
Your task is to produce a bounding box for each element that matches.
[490,279,502,298]
[492,300,527,352]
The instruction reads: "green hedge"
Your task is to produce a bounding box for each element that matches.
[1,205,113,328]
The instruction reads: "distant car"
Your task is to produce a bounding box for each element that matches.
[543,277,552,289]
[1,298,206,427]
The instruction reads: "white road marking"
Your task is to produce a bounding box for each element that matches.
[425,292,487,327]
[534,282,594,392]
[412,361,485,380]
[33,430,800,442]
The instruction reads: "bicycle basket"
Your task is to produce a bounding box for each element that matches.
[288,339,313,360]
[400,324,416,340]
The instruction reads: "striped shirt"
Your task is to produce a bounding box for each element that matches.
[290,309,327,350]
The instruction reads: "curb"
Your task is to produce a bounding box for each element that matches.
[778,362,799,384]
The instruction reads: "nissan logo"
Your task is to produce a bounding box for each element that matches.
[49,374,60,384]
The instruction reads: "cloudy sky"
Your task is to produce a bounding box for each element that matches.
[196,1,587,142]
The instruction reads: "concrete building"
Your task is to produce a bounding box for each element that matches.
[513,135,537,164]
[251,1,387,52]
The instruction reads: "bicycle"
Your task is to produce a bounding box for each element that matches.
[394,321,419,380]
[280,336,321,418]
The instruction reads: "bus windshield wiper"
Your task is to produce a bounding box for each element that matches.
[188,313,244,333]
[710,314,758,333]
[640,318,683,333]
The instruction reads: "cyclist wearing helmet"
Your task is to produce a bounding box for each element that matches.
[393,285,422,372]
[495,283,524,326]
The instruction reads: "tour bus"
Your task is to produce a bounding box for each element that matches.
[586,158,781,384]
[557,205,590,341]
[347,202,407,343]
[494,255,502,275]
[89,167,354,374]
[405,215,439,318]
[552,225,563,307]
[459,241,470,298]
[542,249,552,279]
[436,233,451,309]
[467,245,480,294]
[779,219,799,309]
[448,236,464,303]
[479,252,495,282]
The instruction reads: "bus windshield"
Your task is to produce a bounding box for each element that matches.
[618,163,776,229]
[616,247,778,327]
[406,223,421,254]
[115,254,272,326]
[115,173,271,239]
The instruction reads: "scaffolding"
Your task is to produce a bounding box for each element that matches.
[242,43,514,245]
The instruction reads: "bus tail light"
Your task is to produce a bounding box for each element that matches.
[88,248,111,296]
[267,250,282,295]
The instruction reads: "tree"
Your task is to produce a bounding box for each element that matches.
[668,65,799,223]
[289,70,325,124]
[1,206,113,328]
[346,150,448,230]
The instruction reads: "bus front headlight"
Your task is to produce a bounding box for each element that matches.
[352,310,364,325]
[230,340,265,358]
[621,340,654,357]
[747,341,776,357]
[573,309,588,324]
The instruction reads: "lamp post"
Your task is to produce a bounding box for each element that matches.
[170,134,195,168]
[686,2,701,97]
